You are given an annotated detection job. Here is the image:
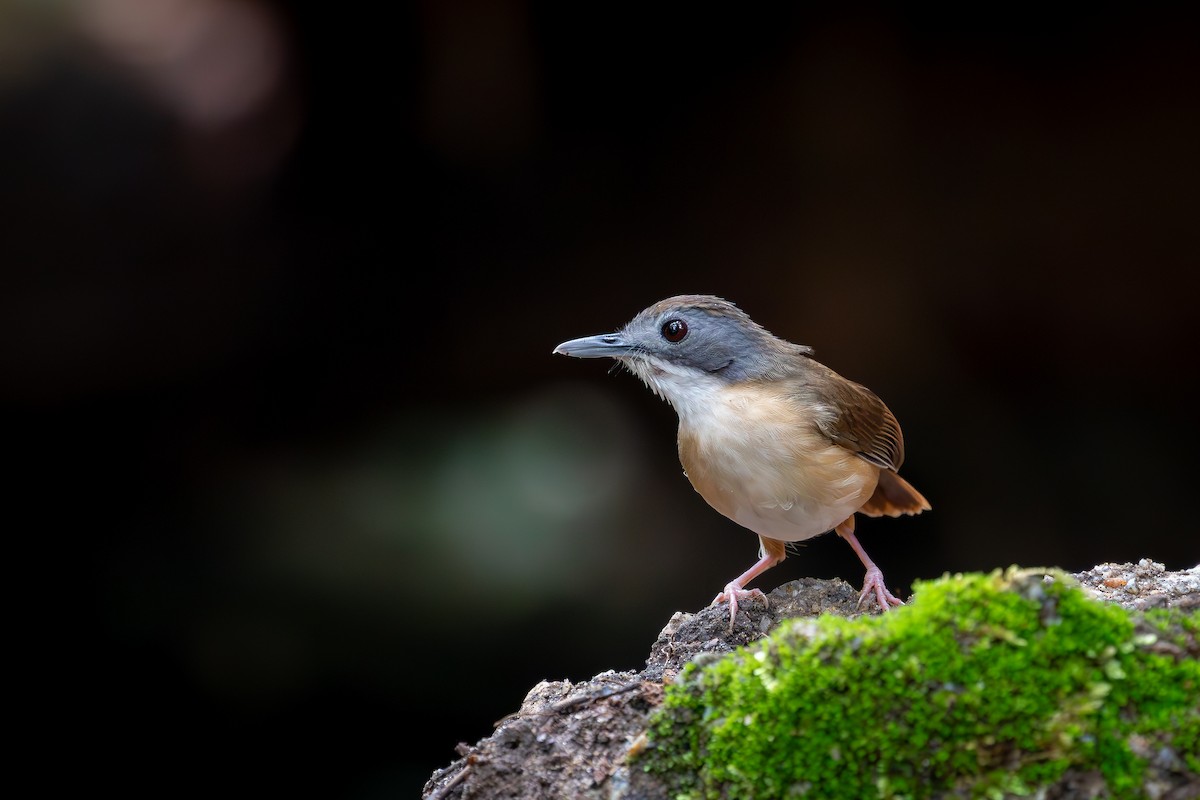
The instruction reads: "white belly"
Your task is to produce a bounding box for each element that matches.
[676,386,878,542]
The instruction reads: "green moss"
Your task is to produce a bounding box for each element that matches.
[637,567,1199,799]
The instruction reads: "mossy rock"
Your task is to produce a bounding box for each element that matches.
[637,567,1200,799]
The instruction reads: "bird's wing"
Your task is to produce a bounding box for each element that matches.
[806,373,906,471]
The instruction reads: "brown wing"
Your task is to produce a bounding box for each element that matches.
[809,371,905,471]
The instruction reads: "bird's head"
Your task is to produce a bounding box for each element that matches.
[553,295,814,415]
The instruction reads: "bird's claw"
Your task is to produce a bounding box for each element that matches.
[712,583,768,632]
[857,566,904,612]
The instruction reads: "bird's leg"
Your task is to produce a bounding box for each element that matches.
[711,536,787,631]
[835,517,904,611]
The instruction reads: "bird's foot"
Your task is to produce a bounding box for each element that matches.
[712,583,768,632]
[857,566,904,612]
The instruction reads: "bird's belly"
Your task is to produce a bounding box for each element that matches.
[728,493,863,542]
[678,398,879,542]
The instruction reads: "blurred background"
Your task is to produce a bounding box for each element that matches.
[3,1,1198,796]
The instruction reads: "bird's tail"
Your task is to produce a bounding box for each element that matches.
[860,471,931,517]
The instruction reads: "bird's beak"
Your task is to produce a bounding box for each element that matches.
[552,333,634,359]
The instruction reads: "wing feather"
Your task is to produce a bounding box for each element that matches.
[789,365,906,471]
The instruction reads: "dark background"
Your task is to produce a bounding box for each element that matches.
[3,2,1197,797]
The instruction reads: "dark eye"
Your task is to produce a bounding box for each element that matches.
[661,319,688,343]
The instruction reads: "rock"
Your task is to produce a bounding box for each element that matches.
[422,562,1200,800]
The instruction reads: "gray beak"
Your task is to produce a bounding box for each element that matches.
[553,333,634,359]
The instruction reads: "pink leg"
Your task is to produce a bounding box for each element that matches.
[712,536,787,632]
[836,517,904,611]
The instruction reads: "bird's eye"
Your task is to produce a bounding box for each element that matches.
[661,319,688,343]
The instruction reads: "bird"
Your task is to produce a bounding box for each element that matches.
[553,294,930,630]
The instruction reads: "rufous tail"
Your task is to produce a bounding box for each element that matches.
[860,471,931,517]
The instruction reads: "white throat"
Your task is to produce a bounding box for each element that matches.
[622,358,727,422]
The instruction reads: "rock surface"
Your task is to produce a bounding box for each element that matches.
[421,561,1200,800]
